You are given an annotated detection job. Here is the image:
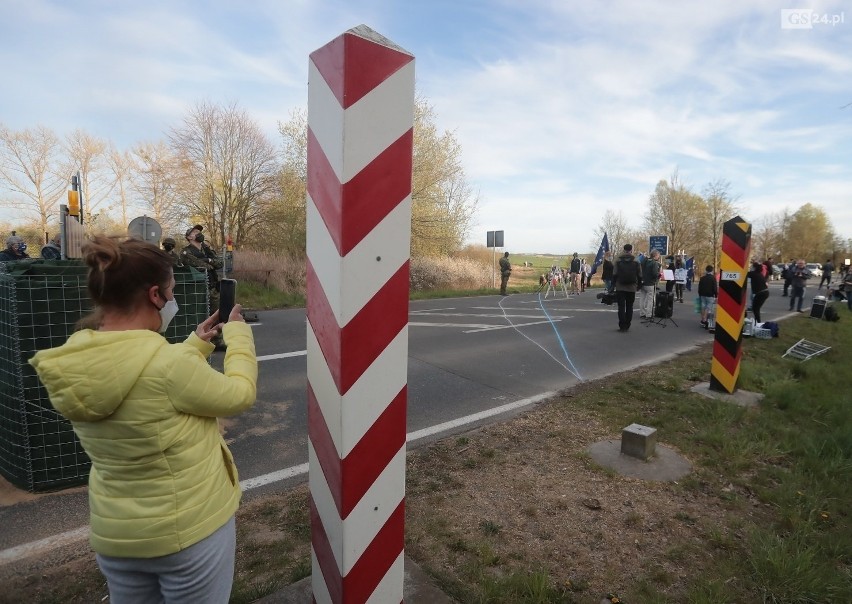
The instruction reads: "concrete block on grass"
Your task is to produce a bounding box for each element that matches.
[621,423,657,460]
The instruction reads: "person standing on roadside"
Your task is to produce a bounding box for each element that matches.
[569,252,581,293]
[698,265,718,328]
[639,249,661,319]
[819,259,834,289]
[612,244,642,332]
[499,251,511,296]
[747,261,769,323]
[782,258,795,296]
[763,257,774,281]
[843,268,852,311]
[601,250,614,292]
[30,236,257,604]
[788,259,810,313]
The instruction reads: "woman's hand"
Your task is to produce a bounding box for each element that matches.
[195,304,245,342]
[228,304,246,323]
[196,311,224,342]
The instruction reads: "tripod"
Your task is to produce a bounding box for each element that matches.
[544,272,569,299]
[644,282,679,327]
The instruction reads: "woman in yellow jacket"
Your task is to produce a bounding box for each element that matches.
[30,236,257,603]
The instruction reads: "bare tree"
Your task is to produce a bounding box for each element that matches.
[170,101,280,248]
[590,209,630,254]
[701,178,740,270]
[107,146,134,229]
[751,213,784,264]
[62,129,114,215]
[643,170,706,258]
[129,141,183,235]
[0,124,66,233]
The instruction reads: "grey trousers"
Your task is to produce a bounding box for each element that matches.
[96,516,236,604]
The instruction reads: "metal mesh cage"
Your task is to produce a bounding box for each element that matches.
[0,260,209,492]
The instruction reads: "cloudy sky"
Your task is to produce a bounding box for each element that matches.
[1,0,850,254]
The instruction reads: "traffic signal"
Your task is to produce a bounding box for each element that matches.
[67,190,80,216]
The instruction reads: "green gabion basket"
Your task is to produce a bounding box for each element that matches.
[0,260,208,492]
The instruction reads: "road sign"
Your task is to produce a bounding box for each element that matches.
[487,230,504,248]
[649,235,668,255]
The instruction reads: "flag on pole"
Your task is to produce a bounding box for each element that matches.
[590,233,610,275]
[685,256,695,290]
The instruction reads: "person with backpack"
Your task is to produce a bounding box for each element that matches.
[612,243,642,332]
[639,249,661,319]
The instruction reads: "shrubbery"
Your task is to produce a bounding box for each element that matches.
[230,250,491,295]
[410,256,491,291]
[230,249,306,297]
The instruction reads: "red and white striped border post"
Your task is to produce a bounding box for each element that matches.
[306,25,414,603]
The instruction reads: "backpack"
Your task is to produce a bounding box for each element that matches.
[763,321,780,337]
[823,306,840,322]
[616,259,637,285]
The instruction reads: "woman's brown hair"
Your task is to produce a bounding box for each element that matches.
[78,236,173,329]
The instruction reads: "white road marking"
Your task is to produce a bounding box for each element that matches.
[0,526,89,566]
[0,391,556,566]
[257,351,307,361]
[464,319,565,333]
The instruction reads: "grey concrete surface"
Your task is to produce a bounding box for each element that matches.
[587,440,692,482]
[689,382,764,407]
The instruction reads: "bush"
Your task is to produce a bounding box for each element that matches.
[410,256,491,291]
[230,249,306,297]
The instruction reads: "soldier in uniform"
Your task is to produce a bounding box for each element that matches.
[161,237,182,267]
[181,225,225,348]
[499,251,511,296]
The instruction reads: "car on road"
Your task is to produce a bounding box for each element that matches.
[806,263,823,278]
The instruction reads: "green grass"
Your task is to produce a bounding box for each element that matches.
[406,313,852,603]
[237,280,304,310]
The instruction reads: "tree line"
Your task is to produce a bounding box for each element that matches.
[0,97,477,257]
[591,170,847,269]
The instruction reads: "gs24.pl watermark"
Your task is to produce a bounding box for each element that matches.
[781,9,845,29]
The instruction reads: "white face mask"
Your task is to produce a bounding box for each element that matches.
[158,299,179,333]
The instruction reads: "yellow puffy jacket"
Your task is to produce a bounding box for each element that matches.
[29,323,257,558]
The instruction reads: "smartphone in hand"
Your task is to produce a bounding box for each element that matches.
[219,278,237,323]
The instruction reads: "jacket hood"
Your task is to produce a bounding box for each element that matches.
[30,330,168,422]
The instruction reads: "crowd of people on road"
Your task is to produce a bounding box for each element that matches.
[496,245,852,333]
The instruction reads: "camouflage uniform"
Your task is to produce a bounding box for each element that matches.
[162,237,182,267]
[180,240,223,315]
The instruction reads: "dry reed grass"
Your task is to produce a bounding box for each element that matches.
[230,249,306,297]
[229,250,490,295]
[410,256,491,291]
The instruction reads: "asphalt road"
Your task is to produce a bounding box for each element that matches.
[0,280,804,558]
